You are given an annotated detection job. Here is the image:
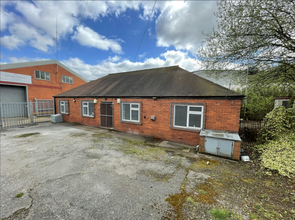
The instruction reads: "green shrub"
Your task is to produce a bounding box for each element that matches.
[259,106,295,142]
[257,134,295,177]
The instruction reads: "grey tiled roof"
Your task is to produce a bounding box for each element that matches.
[54,66,243,98]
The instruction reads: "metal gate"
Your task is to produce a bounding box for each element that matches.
[100,102,113,128]
[0,102,32,129]
[34,99,54,116]
[32,99,55,123]
[1,100,55,129]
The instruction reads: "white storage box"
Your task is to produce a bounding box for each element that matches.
[51,114,63,123]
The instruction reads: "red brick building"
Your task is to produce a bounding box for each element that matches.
[54,66,243,160]
[0,60,88,103]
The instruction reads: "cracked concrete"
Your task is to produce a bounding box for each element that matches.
[0,123,197,219]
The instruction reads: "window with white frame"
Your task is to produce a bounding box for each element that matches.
[62,75,73,84]
[59,100,69,114]
[82,101,94,117]
[173,104,204,129]
[122,103,140,122]
[35,70,50,81]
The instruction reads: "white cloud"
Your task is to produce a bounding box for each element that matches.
[0,35,25,50]
[8,57,48,63]
[13,1,80,39]
[8,23,54,52]
[61,50,201,80]
[139,52,147,59]
[155,1,218,53]
[72,26,123,54]
[107,55,121,62]
[1,0,219,65]
[106,1,141,17]
[0,1,149,52]
[0,6,15,31]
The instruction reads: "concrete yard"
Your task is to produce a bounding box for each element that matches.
[1,123,294,220]
[0,123,196,219]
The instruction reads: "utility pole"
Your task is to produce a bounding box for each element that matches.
[56,15,58,73]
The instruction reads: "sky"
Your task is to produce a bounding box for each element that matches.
[0,1,218,80]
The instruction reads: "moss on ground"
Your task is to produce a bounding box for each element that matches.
[115,138,167,160]
[90,133,294,220]
[15,133,40,138]
[70,133,87,137]
[165,155,295,220]
[91,133,111,138]
[119,145,167,160]
[189,157,220,170]
[140,170,173,182]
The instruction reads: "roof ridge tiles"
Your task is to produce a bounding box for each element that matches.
[107,65,180,76]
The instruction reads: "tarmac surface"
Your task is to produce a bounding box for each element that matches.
[0,122,200,220]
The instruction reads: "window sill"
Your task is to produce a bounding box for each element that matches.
[171,126,202,133]
[121,120,142,125]
[60,113,69,115]
[82,115,95,118]
[35,79,50,81]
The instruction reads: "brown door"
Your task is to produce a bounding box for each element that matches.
[100,102,113,128]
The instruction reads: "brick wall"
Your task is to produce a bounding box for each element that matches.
[1,64,86,102]
[55,97,241,147]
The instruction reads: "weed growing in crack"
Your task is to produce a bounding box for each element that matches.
[15,193,24,198]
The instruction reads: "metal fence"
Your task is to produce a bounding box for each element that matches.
[0,100,55,129]
[239,119,263,142]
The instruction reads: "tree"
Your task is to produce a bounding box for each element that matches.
[237,84,294,118]
[198,0,295,90]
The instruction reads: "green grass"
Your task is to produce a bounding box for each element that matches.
[249,211,258,219]
[199,189,207,194]
[15,193,24,198]
[186,196,195,206]
[209,208,231,220]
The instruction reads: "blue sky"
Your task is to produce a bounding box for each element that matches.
[0,1,218,80]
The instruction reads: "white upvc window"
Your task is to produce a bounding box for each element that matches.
[122,103,140,122]
[62,75,73,84]
[59,100,69,114]
[35,70,50,81]
[82,101,94,117]
[173,105,204,129]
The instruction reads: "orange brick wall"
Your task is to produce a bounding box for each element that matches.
[1,64,87,102]
[199,136,205,152]
[55,97,241,146]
